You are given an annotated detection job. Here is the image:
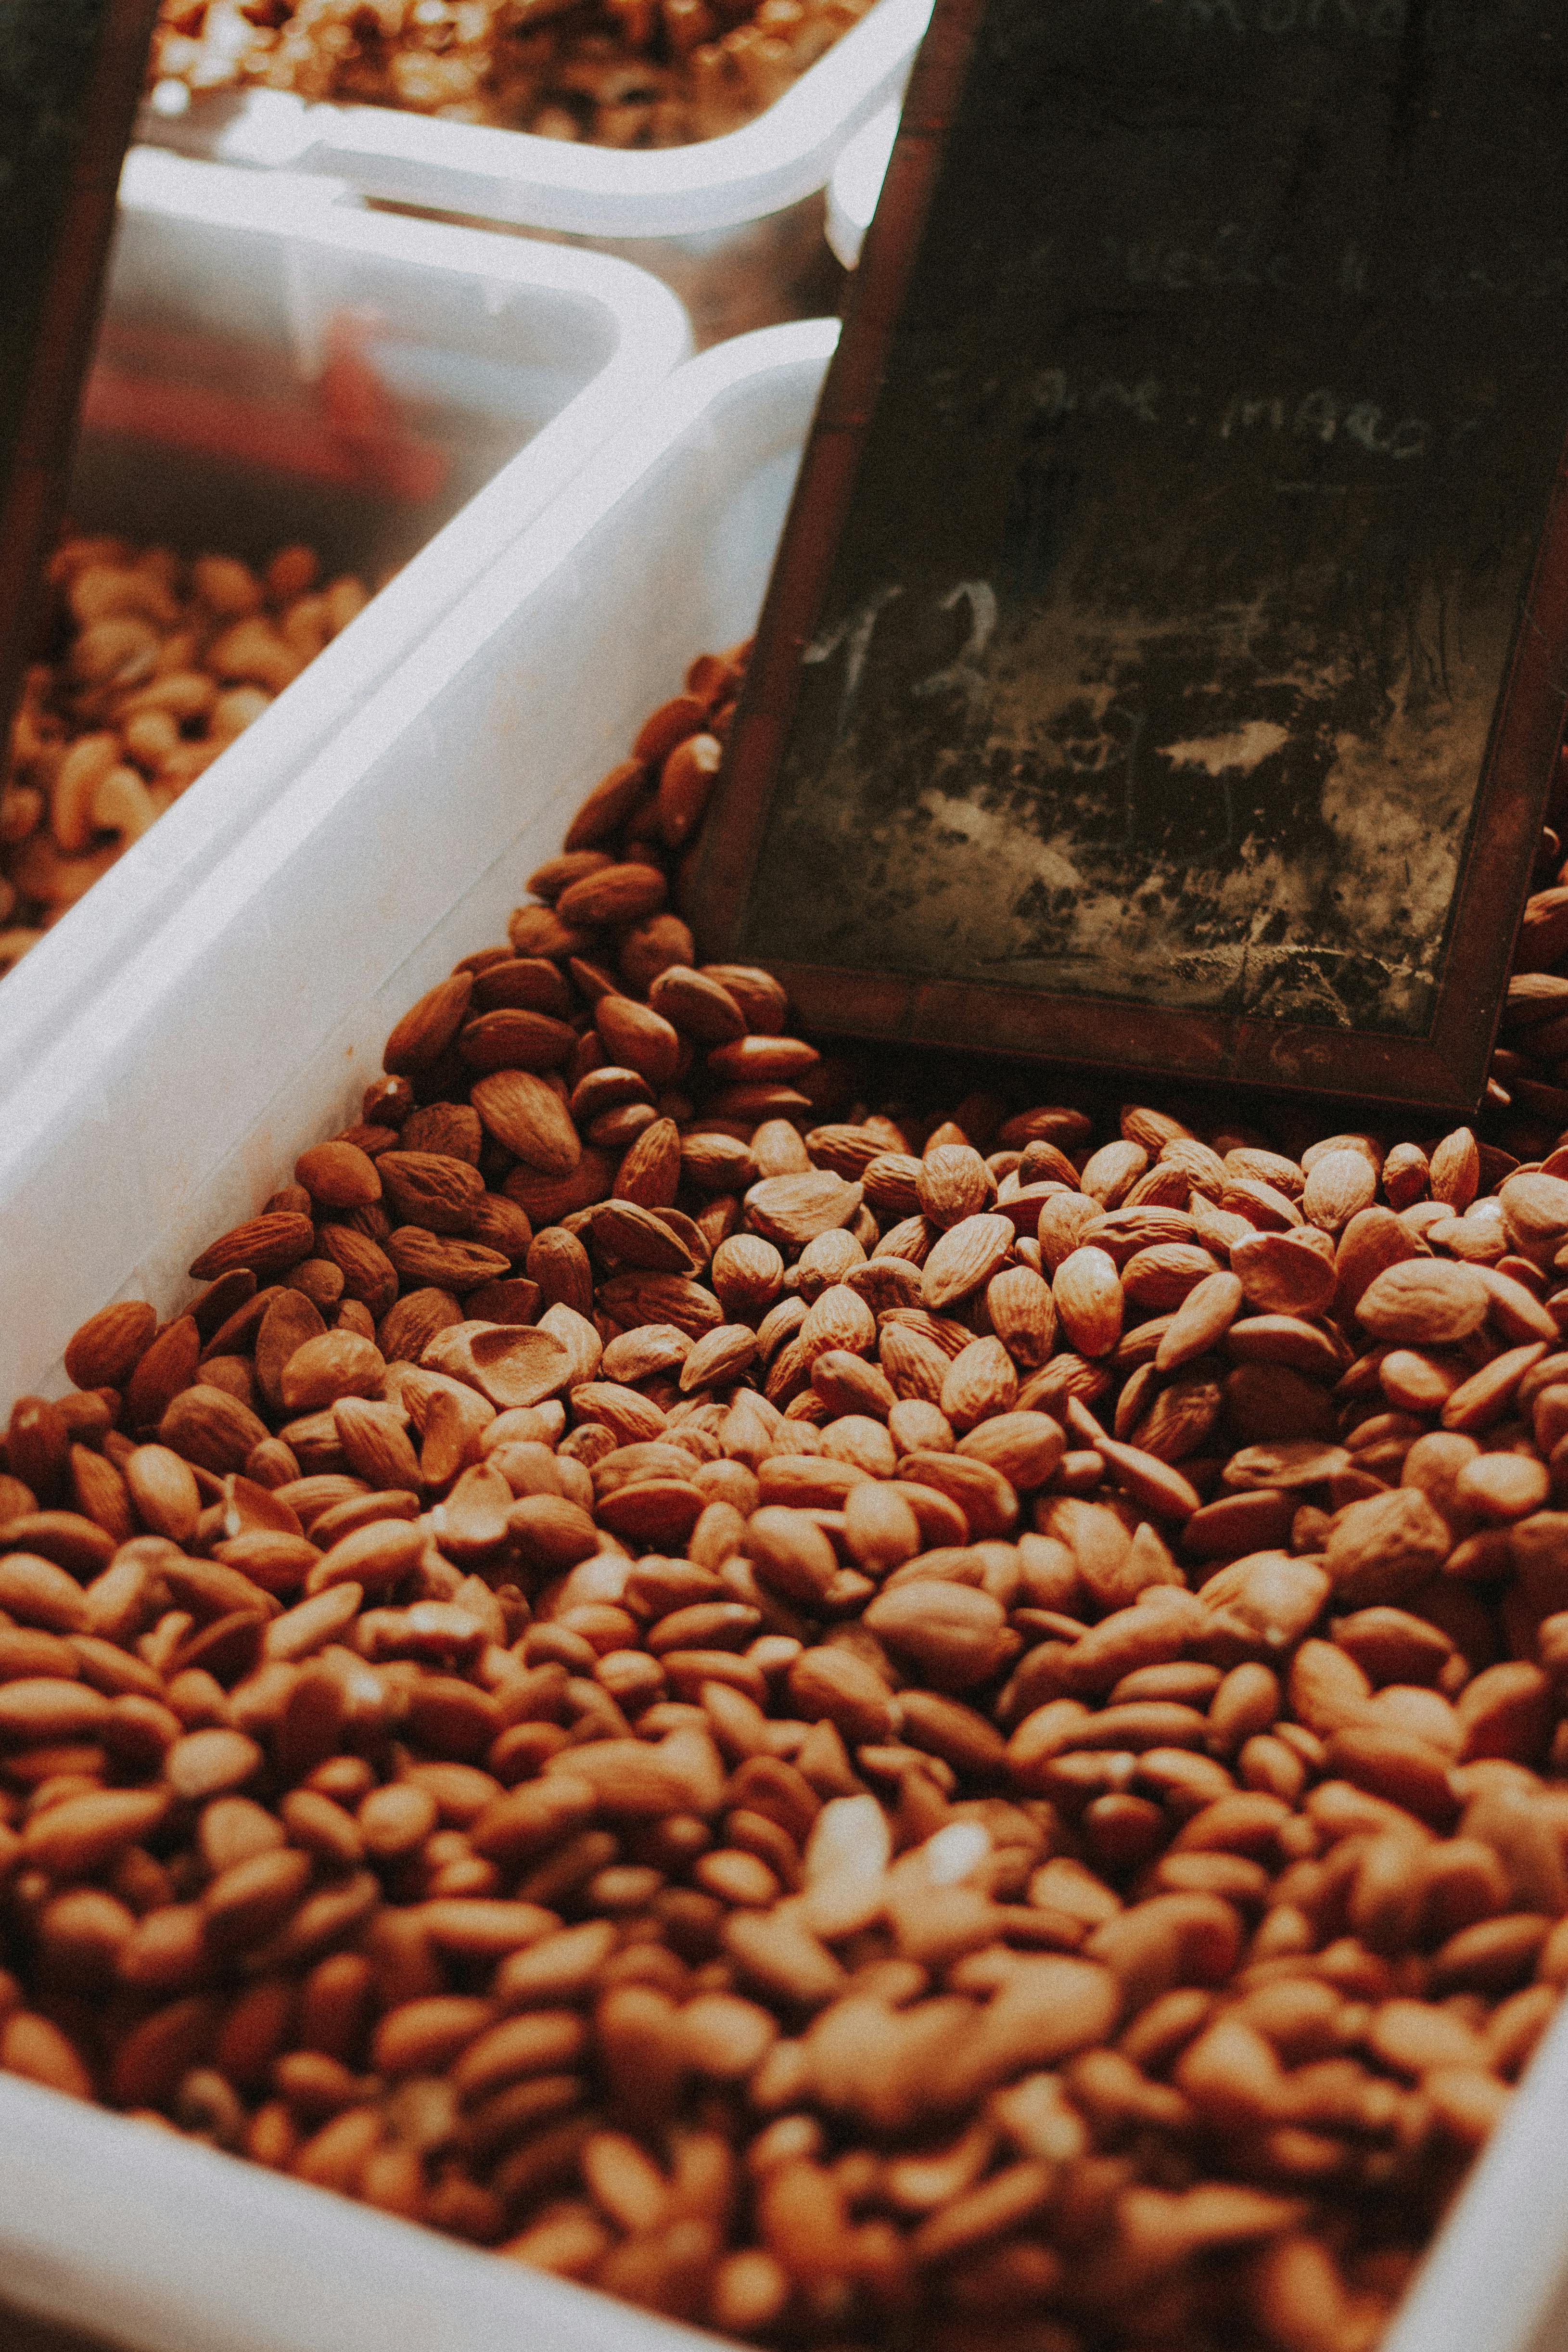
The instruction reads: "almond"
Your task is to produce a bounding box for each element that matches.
[62,1300,156,1392]
[956,1410,1065,1489]
[922,1214,1014,1312]
[188,1212,315,1283]
[595,995,680,1087]
[648,965,746,1043]
[471,1069,581,1175]
[1322,1487,1453,1605]
[1300,1149,1377,1232]
[593,1197,693,1273]
[254,1289,328,1413]
[293,1140,382,1210]
[1231,1231,1337,1317]
[1052,1246,1124,1357]
[1428,1128,1480,1213]
[940,1337,1018,1431]
[745,1172,864,1250]
[612,1116,682,1208]
[381,971,473,1074]
[280,1332,387,1411]
[1356,1259,1490,1344]
[916,1145,994,1229]
[377,1151,485,1233]
[679,1325,761,1393]
[384,1229,512,1293]
[316,1227,399,1320]
[158,1384,270,1476]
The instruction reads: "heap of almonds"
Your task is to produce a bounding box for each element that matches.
[0,537,369,976]
[7,646,1568,2352]
[148,0,879,148]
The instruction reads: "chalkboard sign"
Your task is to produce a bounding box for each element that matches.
[700,0,1568,1115]
[0,1,162,766]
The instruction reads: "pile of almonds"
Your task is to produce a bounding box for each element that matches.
[7,645,1568,2352]
[149,0,879,148]
[0,537,369,976]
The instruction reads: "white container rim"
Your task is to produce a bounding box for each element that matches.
[826,95,900,269]
[153,0,933,238]
[0,146,690,1099]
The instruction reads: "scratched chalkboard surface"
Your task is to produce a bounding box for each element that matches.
[704,0,1568,1112]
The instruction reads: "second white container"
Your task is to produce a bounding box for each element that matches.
[138,0,932,345]
[0,146,688,1097]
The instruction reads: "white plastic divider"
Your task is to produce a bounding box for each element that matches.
[1,312,1568,2352]
[0,147,689,1098]
[826,97,899,269]
[140,0,932,239]
[0,2074,713,2352]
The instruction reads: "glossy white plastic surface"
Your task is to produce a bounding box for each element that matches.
[826,95,897,268]
[140,0,931,240]
[1,317,1564,2352]
[0,147,688,1098]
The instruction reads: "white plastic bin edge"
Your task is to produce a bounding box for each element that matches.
[148,0,933,240]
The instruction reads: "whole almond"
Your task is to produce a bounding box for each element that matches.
[1053,1246,1124,1357]
[1080,1137,1148,1207]
[280,1332,387,1412]
[123,1443,202,1542]
[62,1300,156,1392]
[679,1325,761,1393]
[457,1008,577,1073]
[922,1214,1014,1312]
[711,1234,785,1315]
[158,1385,270,1476]
[916,1145,993,1230]
[378,1286,464,1364]
[384,1229,511,1293]
[1428,1127,1481,1213]
[1121,1242,1223,1310]
[377,1151,485,1233]
[1231,1231,1336,1317]
[1356,1258,1490,1344]
[612,1118,682,1209]
[647,965,746,1043]
[332,1397,423,1490]
[471,1070,581,1175]
[745,1172,864,1250]
[595,995,680,1087]
[381,971,473,1075]
[985,1265,1057,1368]
[940,1336,1018,1431]
[293,1140,382,1210]
[956,1410,1066,1489]
[188,1212,315,1283]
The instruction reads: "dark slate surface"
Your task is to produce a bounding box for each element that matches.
[739,0,1568,1042]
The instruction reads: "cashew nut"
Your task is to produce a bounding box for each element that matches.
[209,685,273,744]
[70,617,159,690]
[206,618,303,693]
[91,766,160,845]
[0,928,44,974]
[266,544,319,601]
[51,733,120,853]
[191,554,263,618]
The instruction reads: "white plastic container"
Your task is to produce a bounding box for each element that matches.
[138,0,933,345]
[0,147,688,1100]
[826,95,897,269]
[0,319,1565,2352]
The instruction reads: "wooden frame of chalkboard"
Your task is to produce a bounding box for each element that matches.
[698,0,1568,1119]
[0,0,164,767]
